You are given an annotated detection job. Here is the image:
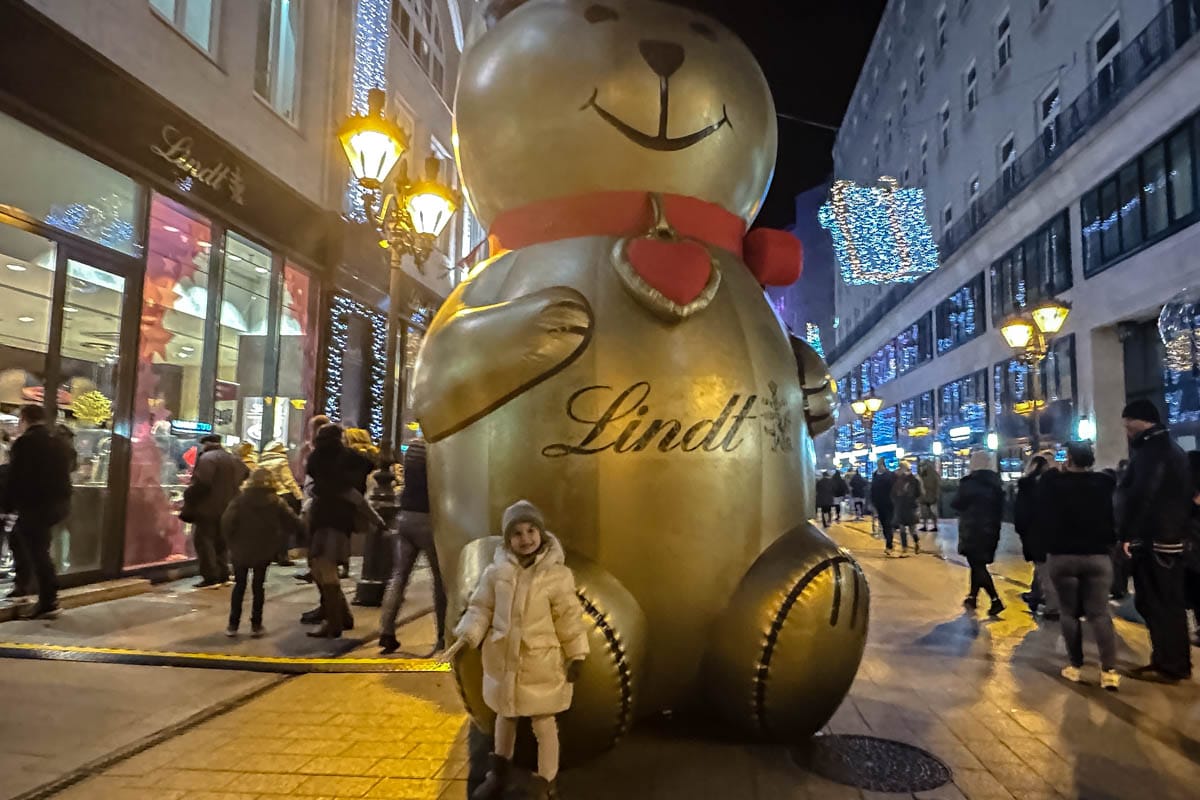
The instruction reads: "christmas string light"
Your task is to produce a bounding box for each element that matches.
[346,0,391,221]
[818,177,940,286]
[805,322,825,359]
[324,293,388,441]
[45,199,138,253]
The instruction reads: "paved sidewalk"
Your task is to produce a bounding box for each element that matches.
[20,521,1200,799]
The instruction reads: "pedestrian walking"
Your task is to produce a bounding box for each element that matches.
[304,424,376,638]
[182,434,248,588]
[258,441,303,565]
[1117,399,1192,682]
[917,459,941,533]
[1016,453,1061,620]
[870,458,898,555]
[3,405,73,618]
[221,468,303,638]
[378,438,448,655]
[849,469,867,519]
[831,469,848,522]
[443,500,589,799]
[952,450,1005,617]
[891,462,922,555]
[1037,442,1121,691]
[1185,451,1200,647]
[815,471,835,527]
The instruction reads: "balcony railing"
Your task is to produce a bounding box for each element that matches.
[826,1,1200,367]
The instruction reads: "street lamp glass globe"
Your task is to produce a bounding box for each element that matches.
[404,184,459,237]
[338,89,408,189]
[865,395,884,413]
[986,431,999,450]
[851,399,867,416]
[1031,300,1070,334]
[932,440,944,456]
[1000,317,1035,349]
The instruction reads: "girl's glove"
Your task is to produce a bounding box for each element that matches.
[438,639,468,664]
[566,659,583,683]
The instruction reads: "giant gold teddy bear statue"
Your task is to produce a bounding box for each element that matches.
[412,0,868,764]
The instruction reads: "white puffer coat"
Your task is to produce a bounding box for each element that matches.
[455,532,590,718]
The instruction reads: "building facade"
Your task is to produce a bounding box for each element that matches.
[0,0,482,587]
[826,0,1200,477]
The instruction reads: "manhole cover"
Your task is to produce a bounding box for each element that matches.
[792,734,952,792]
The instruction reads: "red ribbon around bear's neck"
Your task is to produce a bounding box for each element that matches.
[488,191,803,288]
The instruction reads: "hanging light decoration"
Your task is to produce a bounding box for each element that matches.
[1159,287,1200,376]
[818,176,940,286]
[805,322,825,359]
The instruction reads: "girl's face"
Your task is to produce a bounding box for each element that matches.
[509,522,543,556]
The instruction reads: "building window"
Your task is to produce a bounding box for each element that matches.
[935,273,985,354]
[916,46,927,89]
[967,173,981,221]
[990,210,1071,322]
[996,11,1012,71]
[920,135,929,177]
[938,370,988,436]
[964,60,978,112]
[896,314,934,374]
[943,203,954,228]
[391,0,448,97]
[999,132,1016,190]
[1037,0,1051,13]
[936,5,948,51]
[940,101,951,149]
[150,0,219,54]
[1039,83,1060,155]
[873,136,880,171]
[903,165,911,184]
[254,0,302,122]
[899,82,908,118]
[885,35,893,59]
[885,114,893,150]
[1081,109,1200,276]
[1095,16,1121,103]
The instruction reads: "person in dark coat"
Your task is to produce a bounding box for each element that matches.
[1185,451,1200,647]
[185,434,250,588]
[3,405,73,618]
[1016,453,1060,619]
[830,469,848,522]
[221,468,303,637]
[917,459,941,532]
[891,462,922,554]
[815,472,835,527]
[849,469,868,519]
[379,438,448,655]
[304,424,374,638]
[951,450,1005,616]
[1038,442,1121,691]
[1117,400,1192,681]
[870,458,898,554]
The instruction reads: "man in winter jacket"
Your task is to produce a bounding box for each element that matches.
[1117,399,1193,681]
[870,458,898,553]
[830,470,848,522]
[814,472,835,527]
[917,460,941,532]
[849,469,868,519]
[4,405,73,618]
[187,434,250,588]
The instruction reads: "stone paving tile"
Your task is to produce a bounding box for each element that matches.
[364,778,461,799]
[292,774,381,796]
[220,771,308,794]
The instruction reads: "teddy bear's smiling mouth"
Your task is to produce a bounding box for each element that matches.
[582,88,731,152]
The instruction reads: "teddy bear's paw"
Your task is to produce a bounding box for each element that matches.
[702,522,869,740]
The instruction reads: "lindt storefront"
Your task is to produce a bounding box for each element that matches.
[0,4,335,585]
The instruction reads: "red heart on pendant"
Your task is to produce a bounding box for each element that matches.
[626,238,713,307]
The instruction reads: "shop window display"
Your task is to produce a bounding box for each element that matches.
[276,263,317,468]
[215,232,273,447]
[124,194,214,569]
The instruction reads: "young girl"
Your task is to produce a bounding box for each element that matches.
[444,500,589,798]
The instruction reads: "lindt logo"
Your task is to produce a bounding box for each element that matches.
[541,381,795,457]
[151,125,246,205]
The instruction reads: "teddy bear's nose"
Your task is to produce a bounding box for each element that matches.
[639,39,686,79]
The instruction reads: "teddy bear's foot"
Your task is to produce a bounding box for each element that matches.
[702,522,869,740]
[453,540,647,766]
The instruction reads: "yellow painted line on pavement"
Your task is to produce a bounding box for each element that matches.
[0,641,451,673]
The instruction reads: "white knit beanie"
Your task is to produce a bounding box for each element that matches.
[502,499,545,540]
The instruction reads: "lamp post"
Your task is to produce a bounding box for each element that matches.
[339,88,462,605]
[851,391,884,464]
[998,297,1072,453]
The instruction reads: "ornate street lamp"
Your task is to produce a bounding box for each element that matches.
[997,296,1072,450]
[338,88,462,605]
[851,391,884,463]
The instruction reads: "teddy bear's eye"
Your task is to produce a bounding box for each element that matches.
[691,21,717,41]
[584,4,619,23]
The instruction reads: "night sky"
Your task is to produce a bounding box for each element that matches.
[672,0,887,229]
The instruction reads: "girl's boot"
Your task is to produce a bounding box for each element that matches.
[472,754,509,800]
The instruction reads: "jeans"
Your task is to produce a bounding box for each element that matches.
[380,511,447,644]
[968,556,998,602]
[193,518,229,583]
[852,499,865,518]
[229,562,269,629]
[819,506,832,526]
[877,504,895,548]
[1132,551,1192,678]
[833,501,842,521]
[893,522,918,549]
[1031,560,1060,614]
[13,511,57,609]
[1047,554,1117,670]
